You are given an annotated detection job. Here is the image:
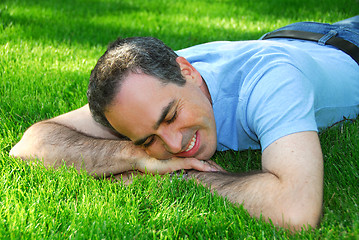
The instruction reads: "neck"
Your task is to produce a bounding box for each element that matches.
[199,77,212,105]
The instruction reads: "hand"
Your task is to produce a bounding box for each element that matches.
[135,156,226,175]
[117,160,226,185]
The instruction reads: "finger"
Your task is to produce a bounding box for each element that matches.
[136,157,222,175]
[136,157,194,174]
[204,160,227,172]
[170,158,221,172]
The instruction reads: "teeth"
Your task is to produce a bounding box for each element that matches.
[184,134,197,152]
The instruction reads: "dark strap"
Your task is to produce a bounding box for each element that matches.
[262,30,359,65]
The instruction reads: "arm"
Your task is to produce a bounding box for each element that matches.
[187,131,323,230]
[10,105,217,176]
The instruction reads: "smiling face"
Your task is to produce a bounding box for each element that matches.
[104,57,217,160]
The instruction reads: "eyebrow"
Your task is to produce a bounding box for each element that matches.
[133,99,176,146]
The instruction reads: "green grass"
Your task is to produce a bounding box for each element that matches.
[1,0,359,238]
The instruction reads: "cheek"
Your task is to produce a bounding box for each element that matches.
[145,141,171,160]
[176,106,199,126]
[179,105,211,128]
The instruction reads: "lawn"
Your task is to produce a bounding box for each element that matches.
[1,0,359,239]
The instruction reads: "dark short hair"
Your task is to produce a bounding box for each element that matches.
[87,37,186,129]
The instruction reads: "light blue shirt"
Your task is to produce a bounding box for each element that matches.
[177,39,359,151]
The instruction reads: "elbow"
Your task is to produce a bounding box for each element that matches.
[9,143,21,159]
[9,138,38,162]
[290,214,321,231]
[9,122,46,161]
[280,176,323,230]
[284,202,322,230]
[9,137,30,160]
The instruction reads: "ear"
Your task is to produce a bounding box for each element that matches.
[176,57,202,86]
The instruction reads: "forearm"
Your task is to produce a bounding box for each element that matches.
[188,170,322,229]
[10,121,140,176]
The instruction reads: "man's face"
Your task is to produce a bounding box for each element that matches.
[105,67,217,160]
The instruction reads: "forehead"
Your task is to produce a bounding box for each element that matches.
[104,73,177,138]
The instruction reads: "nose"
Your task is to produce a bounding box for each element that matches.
[158,126,183,154]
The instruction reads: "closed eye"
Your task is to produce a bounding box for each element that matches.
[143,135,155,148]
[166,110,177,124]
[143,110,176,148]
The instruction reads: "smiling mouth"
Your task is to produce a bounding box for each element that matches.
[184,133,197,152]
[176,131,200,158]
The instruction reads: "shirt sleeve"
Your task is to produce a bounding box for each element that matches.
[245,63,318,151]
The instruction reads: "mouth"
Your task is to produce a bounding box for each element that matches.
[184,133,197,152]
[176,131,200,158]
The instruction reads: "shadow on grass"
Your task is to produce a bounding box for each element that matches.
[3,0,358,49]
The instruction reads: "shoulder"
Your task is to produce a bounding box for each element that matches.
[244,63,317,151]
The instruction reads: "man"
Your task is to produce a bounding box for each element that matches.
[10,16,359,230]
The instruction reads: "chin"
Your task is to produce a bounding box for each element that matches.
[198,147,217,160]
